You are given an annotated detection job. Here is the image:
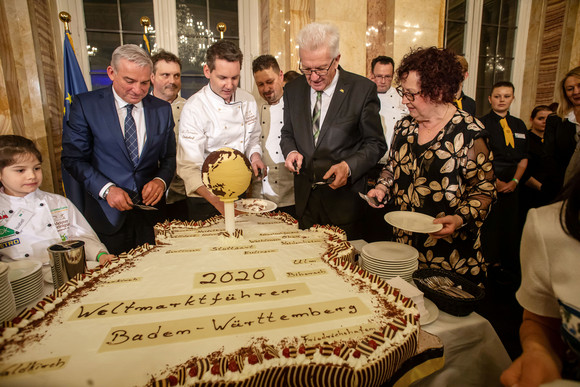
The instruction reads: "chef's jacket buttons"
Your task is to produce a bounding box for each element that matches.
[40,203,44,206]
[25,254,29,257]
[15,231,19,234]
[8,210,13,214]
[47,224,52,227]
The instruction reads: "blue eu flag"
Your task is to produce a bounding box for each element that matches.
[62,32,88,211]
[142,32,151,55]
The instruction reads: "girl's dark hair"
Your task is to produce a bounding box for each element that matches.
[0,135,42,169]
[530,105,552,119]
[560,169,580,242]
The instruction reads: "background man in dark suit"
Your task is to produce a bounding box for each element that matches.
[62,44,176,255]
[280,23,386,239]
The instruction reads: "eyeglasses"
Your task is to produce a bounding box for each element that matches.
[396,86,422,102]
[299,58,335,76]
[373,75,393,80]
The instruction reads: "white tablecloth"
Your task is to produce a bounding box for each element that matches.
[413,311,512,387]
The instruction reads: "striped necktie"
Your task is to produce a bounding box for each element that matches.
[124,104,139,167]
[499,117,515,148]
[312,91,322,143]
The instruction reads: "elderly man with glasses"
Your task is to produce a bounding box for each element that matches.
[280,23,386,240]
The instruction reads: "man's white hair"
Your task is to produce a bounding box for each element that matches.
[111,44,153,73]
[296,23,340,58]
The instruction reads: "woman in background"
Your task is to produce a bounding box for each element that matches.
[519,105,558,221]
[545,66,580,189]
[501,170,580,386]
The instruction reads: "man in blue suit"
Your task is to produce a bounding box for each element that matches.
[62,44,176,255]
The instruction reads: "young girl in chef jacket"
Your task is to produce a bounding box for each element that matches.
[0,135,113,265]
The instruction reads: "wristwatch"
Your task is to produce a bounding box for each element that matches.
[103,186,113,200]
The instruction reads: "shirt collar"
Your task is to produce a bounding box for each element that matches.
[112,87,144,110]
[0,188,39,202]
[206,84,243,106]
[566,110,579,125]
[490,110,510,120]
[311,68,340,98]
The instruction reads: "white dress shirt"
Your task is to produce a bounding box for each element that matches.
[112,88,146,155]
[378,87,408,163]
[309,69,340,128]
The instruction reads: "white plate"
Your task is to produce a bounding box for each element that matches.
[361,242,419,261]
[384,211,443,234]
[421,298,439,326]
[234,199,277,214]
[7,261,42,283]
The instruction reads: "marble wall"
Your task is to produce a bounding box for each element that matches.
[0,0,59,193]
[260,0,444,80]
[392,0,445,71]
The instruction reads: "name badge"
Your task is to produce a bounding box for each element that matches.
[4,208,34,233]
[514,133,526,139]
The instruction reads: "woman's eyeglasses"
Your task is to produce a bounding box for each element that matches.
[396,86,422,101]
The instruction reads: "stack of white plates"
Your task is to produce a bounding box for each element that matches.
[359,241,418,282]
[7,261,43,308]
[0,262,16,322]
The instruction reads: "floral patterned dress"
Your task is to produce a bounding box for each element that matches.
[380,109,496,285]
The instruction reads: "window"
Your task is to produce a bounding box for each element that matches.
[444,0,522,115]
[177,0,239,98]
[84,0,156,89]
[444,0,468,56]
[476,0,518,113]
[82,0,239,97]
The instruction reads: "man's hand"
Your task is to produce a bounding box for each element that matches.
[285,152,303,173]
[325,161,349,189]
[250,153,267,179]
[106,186,134,211]
[141,179,165,206]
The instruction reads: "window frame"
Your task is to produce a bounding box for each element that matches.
[445,0,531,117]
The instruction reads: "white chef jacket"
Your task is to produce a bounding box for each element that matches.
[378,87,408,163]
[0,189,106,264]
[177,84,262,197]
[250,99,295,207]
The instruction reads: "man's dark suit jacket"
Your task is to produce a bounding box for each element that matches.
[62,86,176,234]
[280,67,386,223]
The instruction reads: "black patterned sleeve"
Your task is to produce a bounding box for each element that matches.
[455,134,497,233]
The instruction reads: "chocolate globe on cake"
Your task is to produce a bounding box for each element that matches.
[202,147,252,234]
[202,147,252,200]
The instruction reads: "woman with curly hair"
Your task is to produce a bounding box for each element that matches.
[366,46,496,285]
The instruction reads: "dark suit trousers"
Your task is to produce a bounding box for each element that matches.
[299,185,364,240]
[97,208,161,255]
